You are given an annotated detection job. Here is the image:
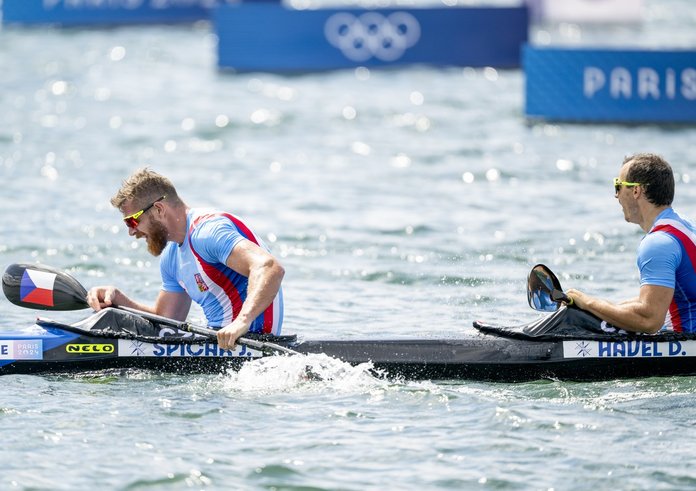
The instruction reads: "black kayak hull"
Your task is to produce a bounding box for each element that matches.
[297,337,696,381]
[3,308,696,381]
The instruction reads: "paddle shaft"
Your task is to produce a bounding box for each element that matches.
[117,306,297,355]
[551,289,573,305]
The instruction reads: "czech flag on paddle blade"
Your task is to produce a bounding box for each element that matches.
[20,269,56,307]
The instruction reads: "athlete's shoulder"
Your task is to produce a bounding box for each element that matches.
[642,228,679,251]
[654,208,696,229]
[650,210,696,248]
[188,209,235,235]
[186,209,244,262]
[639,229,682,271]
[672,209,696,232]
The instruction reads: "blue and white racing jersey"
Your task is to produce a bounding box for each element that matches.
[160,209,283,334]
[640,208,696,332]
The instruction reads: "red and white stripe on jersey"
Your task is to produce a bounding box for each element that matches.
[187,212,280,334]
[650,218,696,332]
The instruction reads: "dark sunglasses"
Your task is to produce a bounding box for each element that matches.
[123,196,166,229]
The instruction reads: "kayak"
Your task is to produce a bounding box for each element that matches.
[3,306,696,381]
[4,262,696,381]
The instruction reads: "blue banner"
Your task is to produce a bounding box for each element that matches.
[214,4,528,72]
[2,0,212,25]
[525,46,696,123]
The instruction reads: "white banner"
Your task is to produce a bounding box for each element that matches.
[563,339,696,359]
[118,339,261,358]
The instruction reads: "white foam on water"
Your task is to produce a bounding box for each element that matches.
[214,353,388,395]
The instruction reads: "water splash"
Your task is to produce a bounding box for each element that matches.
[216,353,386,395]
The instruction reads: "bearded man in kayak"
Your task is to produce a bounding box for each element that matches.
[86,168,285,349]
[566,153,696,334]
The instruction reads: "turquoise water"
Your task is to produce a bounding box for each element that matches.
[3,1,696,489]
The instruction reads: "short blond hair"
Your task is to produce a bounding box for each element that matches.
[110,168,180,210]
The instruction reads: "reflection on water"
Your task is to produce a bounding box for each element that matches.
[2,1,696,489]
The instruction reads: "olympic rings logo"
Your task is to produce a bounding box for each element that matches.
[324,12,421,63]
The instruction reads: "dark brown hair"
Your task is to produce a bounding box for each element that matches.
[624,153,674,206]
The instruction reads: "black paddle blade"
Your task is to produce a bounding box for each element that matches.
[527,263,568,312]
[2,263,89,311]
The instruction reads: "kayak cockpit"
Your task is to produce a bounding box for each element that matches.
[36,308,298,345]
[474,306,696,342]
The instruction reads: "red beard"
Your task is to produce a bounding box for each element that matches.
[146,219,169,256]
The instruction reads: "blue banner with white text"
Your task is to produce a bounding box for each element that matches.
[524,46,696,123]
[214,4,528,72]
[2,0,213,25]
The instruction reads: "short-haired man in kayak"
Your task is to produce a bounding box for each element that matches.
[566,153,696,334]
[86,168,285,350]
